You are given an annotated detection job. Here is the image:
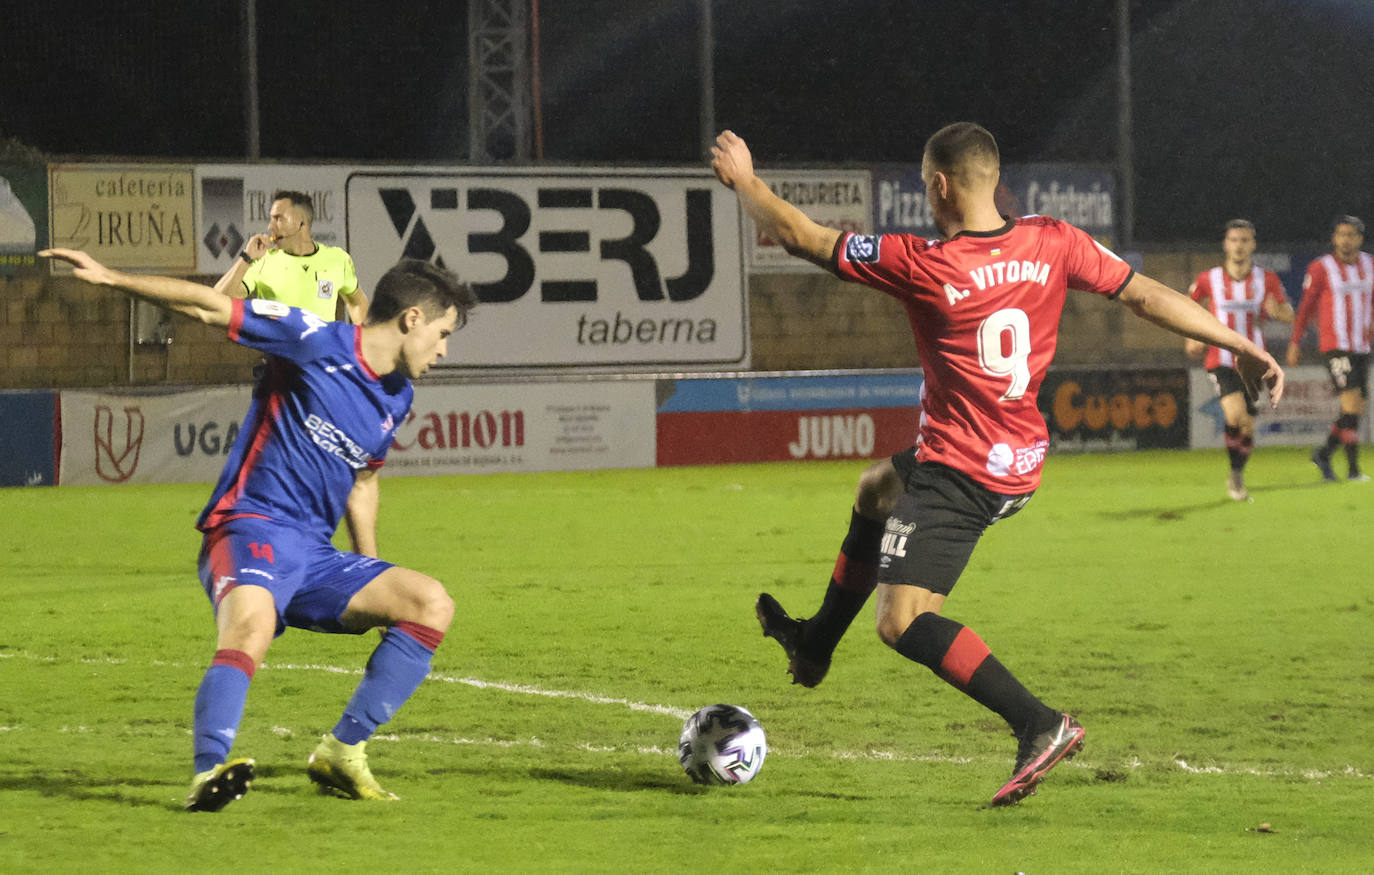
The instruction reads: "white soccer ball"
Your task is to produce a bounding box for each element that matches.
[678,704,767,785]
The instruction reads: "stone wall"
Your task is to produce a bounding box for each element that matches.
[1,272,258,389]
[0,249,1276,389]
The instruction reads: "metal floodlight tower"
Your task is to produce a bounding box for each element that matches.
[468,0,533,162]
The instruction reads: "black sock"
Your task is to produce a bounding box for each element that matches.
[1224,426,1246,471]
[1322,419,1344,457]
[894,612,1056,737]
[1337,414,1361,475]
[804,511,885,654]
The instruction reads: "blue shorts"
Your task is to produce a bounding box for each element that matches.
[197,517,393,637]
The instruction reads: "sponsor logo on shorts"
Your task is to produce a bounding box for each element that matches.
[213,575,236,601]
[845,234,881,264]
[880,517,914,562]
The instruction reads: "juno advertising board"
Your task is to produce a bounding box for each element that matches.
[656,372,922,466]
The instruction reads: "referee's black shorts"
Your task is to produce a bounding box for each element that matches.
[880,449,1034,596]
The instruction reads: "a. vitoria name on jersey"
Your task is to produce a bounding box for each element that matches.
[968,260,1051,290]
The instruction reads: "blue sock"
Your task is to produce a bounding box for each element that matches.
[193,651,255,773]
[333,624,439,745]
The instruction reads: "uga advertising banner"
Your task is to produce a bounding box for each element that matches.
[873,163,1117,245]
[59,386,254,485]
[1039,368,1189,452]
[0,390,56,486]
[48,164,196,272]
[385,379,655,475]
[196,166,350,275]
[1188,365,1361,448]
[656,372,921,466]
[346,168,746,371]
[747,170,872,273]
[0,163,47,274]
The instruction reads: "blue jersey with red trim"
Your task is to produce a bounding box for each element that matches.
[197,298,413,539]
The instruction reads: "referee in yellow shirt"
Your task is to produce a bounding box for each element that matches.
[214,190,367,324]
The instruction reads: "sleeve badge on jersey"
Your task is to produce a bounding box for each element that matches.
[844,234,882,264]
[249,299,291,319]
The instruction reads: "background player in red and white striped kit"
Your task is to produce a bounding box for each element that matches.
[1286,216,1373,482]
[1185,219,1293,501]
[712,123,1285,807]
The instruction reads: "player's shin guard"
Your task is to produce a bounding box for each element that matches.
[894,613,1056,738]
[805,510,885,653]
[193,650,255,773]
[332,622,444,745]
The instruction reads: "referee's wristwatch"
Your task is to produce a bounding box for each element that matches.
[239,250,255,265]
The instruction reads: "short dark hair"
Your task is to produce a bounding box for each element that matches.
[1332,214,1365,235]
[272,190,314,225]
[366,259,478,329]
[923,122,1000,173]
[1225,219,1255,234]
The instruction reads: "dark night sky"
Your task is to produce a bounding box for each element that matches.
[3,0,1373,244]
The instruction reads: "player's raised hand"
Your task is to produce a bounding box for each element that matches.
[1237,346,1285,408]
[39,248,119,286]
[711,130,756,190]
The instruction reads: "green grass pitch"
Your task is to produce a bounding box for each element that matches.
[2,448,1372,873]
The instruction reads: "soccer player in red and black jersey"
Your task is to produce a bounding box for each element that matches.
[712,124,1285,807]
[1286,216,1373,482]
[1185,219,1293,501]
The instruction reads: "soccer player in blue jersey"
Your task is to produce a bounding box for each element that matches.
[42,247,477,812]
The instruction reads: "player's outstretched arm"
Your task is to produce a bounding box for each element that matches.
[1117,273,1285,406]
[711,130,840,267]
[41,248,233,328]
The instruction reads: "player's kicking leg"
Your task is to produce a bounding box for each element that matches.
[756,457,901,686]
[305,565,454,801]
[188,540,278,812]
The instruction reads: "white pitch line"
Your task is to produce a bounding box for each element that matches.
[3,650,1369,781]
[265,662,695,720]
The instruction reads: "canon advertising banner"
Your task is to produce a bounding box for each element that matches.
[389,380,656,476]
[345,168,746,371]
[58,381,656,486]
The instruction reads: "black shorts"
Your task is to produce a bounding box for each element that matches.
[1324,351,1370,398]
[881,450,1034,596]
[1207,367,1257,416]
